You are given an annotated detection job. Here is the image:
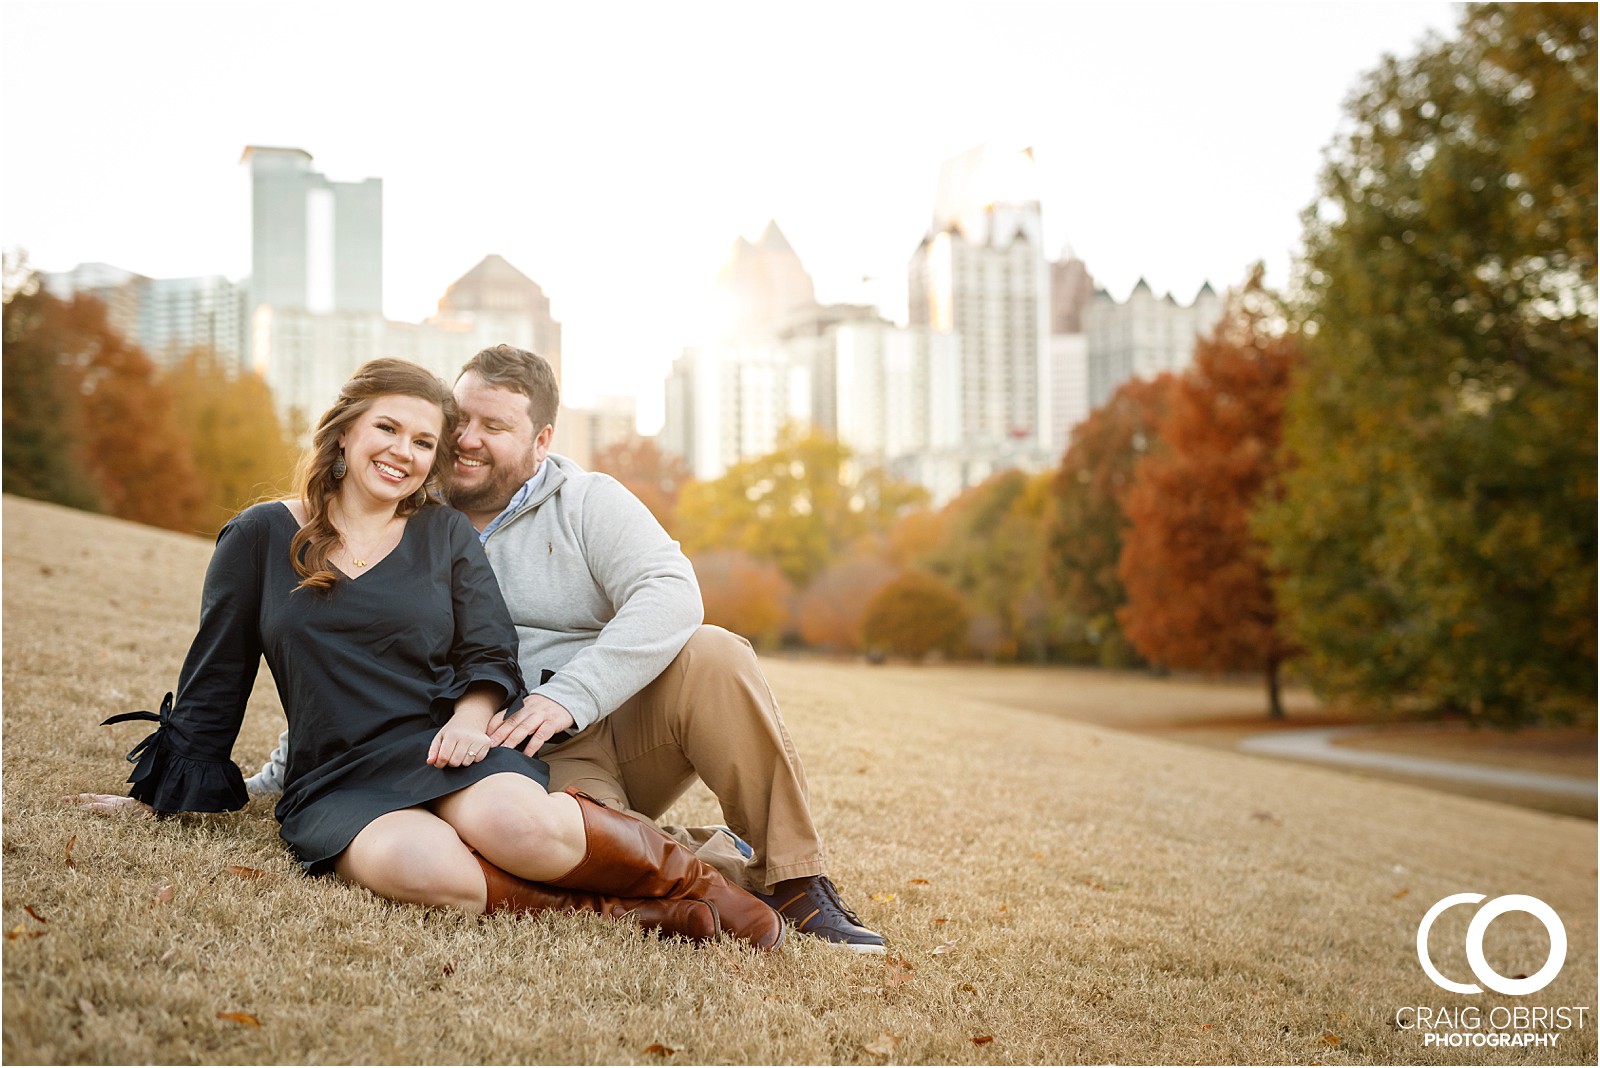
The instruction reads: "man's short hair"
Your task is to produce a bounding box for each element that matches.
[459,344,560,431]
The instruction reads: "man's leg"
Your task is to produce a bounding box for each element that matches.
[554,625,825,894]
[544,625,884,952]
[540,708,755,885]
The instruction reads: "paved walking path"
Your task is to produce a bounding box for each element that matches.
[1237,727,1597,798]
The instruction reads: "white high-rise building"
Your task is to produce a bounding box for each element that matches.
[430,254,562,384]
[660,222,819,479]
[832,318,966,504]
[140,276,250,369]
[556,395,640,471]
[1084,279,1223,408]
[256,253,563,431]
[907,145,1051,490]
[40,262,147,350]
[663,341,811,481]
[242,146,382,317]
[1045,254,1096,457]
[662,218,974,501]
[41,264,249,371]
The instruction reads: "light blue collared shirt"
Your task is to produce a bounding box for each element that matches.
[477,460,547,544]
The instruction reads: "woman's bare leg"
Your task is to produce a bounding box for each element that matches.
[333,808,488,912]
[432,772,587,881]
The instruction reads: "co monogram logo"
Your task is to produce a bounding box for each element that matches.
[1417,894,1567,996]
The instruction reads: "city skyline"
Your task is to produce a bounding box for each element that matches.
[2,1,1459,431]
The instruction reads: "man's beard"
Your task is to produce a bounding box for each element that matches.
[448,456,537,515]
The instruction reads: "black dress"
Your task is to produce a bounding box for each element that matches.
[116,501,547,873]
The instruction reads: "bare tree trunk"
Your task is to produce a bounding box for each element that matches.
[1266,654,1285,721]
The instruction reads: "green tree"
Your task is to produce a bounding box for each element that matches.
[861,570,969,661]
[165,347,299,535]
[1260,3,1597,725]
[1119,269,1300,718]
[917,469,1069,662]
[1045,374,1178,666]
[676,426,927,588]
[2,282,100,510]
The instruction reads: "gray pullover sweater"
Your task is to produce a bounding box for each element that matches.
[245,453,702,794]
[485,452,703,732]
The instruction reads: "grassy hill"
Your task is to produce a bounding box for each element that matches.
[3,495,1594,1065]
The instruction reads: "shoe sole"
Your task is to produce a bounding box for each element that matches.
[826,941,888,955]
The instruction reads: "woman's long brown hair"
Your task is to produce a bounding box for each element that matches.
[290,359,459,590]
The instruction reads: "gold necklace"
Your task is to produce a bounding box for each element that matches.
[334,509,398,569]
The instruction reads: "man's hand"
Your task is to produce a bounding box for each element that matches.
[65,793,154,817]
[487,694,575,756]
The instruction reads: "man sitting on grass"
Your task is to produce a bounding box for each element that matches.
[248,344,885,953]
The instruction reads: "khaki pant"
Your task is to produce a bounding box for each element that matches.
[541,625,825,894]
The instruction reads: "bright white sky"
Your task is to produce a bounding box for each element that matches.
[3,0,1459,431]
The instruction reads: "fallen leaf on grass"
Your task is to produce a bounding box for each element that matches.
[709,940,742,972]
[932,940,958,955]
[216,1012,261,1027]
[78,998,97,1018]
[24,906,48,923]
[1392,888,1410,900]
[931,917,948,926]
[64,835,77,869]
[997,903,1008,914]
[871,892,897,904]
[152,884,174,905]
[883,955,915,990]
[971,1035,994,1046]
[1320,1032,1340,1046]
[6,924,44,940]
[225,866,268,880]
[908,878,930,886]
[1199,1024,1214,1031]
[863,1033,904,1056]
[642,1043,678,1056]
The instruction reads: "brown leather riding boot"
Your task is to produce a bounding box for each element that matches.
[474,854,720,942]
[547,790,786,951]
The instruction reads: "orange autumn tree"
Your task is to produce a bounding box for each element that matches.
[795,553,898,652]
[1045,373,1178,667]
[690,549,792,649]
[4,286,204,531]
[590,438,691,537]
[1117,267,1300,718]
[165,347,300,535]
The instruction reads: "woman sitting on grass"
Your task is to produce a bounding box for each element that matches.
[74,358,781,950]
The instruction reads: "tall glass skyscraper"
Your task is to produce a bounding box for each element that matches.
[241,146,382,317]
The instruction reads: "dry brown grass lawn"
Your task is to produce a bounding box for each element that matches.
[4,495,1596,1065]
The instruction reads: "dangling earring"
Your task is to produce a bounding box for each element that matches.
[331,452,347,480]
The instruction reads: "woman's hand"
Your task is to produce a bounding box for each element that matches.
[64,793,154,817]
[428,721,493,768]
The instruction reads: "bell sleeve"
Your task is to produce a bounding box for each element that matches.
[105,512,265,812]
[440,510,527,717]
